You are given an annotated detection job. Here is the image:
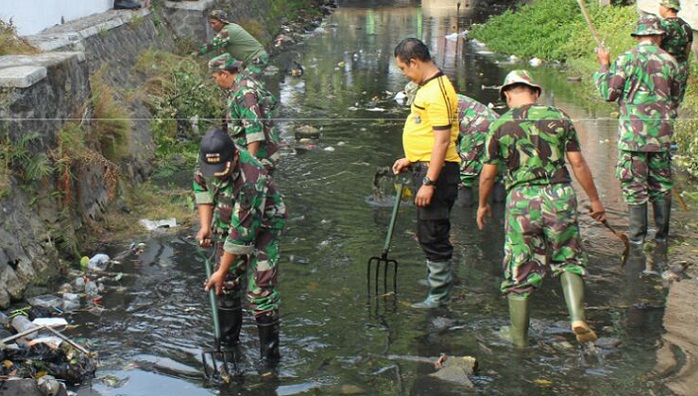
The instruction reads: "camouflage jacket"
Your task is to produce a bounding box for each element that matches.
[226,74,280,169]
[456,94,499,167]
[594,42,680,152]
[199,23,267,64]
[660,17,693,64]
[483,104,579,190]
[193,150,287,255]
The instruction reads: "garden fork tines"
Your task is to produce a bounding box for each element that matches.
[199,247,239,383]
[367,181,405,295]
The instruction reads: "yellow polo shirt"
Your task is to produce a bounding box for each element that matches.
[402,74,460,163]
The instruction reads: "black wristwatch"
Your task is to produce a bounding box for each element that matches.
[422,176,437,187]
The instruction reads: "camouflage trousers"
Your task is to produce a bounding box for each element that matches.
[215,229,281,317]
[677,61,690,105]
[459,142,503,188]
[243,53,270,80]
[500,183,588,297]
[616,149,673,205]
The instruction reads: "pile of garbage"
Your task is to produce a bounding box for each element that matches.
[0,247,143,394]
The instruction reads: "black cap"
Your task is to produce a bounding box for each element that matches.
[199,128,235,177]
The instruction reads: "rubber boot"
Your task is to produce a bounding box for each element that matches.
[256,312,280,376]
[652,199,671,243]
[492,181,506,203]
[505,294,530,348]
[560,272,597,344]
[411,260,452,309]
[628,204,648,245]
[456,186,474,207]
[219,295,243,347]
[114,0,141,10]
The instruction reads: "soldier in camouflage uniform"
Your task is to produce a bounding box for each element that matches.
[194,128,287,372]
[194,10,269,79]
[402,83,504,207]
[594,15,680,245]
[455,94,505,207]
[209,53,280,171]
[659,0,693,105]
[477,70,605,348]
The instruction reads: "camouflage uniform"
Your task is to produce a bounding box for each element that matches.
[193,149,287,316]
[484,103,587,296]
[209,53,281,171]
[456,94,501,188]
[594,24,680,205]
[660,16,693,104]
[199,11,269,79]
[226,73,281,171]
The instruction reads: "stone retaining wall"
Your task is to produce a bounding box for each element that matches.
[0,1,226,308]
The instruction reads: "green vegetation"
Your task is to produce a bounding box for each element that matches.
[134,50,222,168]
[470,0,636,62]
[0,130,52,197]
[471,0,698,177]
[0,19,39,55]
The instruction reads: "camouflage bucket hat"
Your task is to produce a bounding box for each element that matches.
[208,53,243,73]
[660,0,681,11]
[209,9,230,23]
[631,15,665,37]
[499,69,542,101]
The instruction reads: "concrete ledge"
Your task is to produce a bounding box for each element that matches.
[24,8,150,52]
[0,52,85,88]
[164,0,216,12]
[0,66,47,88]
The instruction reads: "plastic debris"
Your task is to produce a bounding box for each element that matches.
[88,254,110,271]
[27,295,64,310]
[139,218,177,231]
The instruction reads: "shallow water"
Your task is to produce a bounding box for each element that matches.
[70,1,685,395]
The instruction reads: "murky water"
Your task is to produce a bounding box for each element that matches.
[70,1,687,395]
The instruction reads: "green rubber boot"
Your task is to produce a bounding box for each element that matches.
[560,272,597,344]
[411,260,452,309]
[504,294,530,348]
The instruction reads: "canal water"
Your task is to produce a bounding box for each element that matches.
[72,1,687,395]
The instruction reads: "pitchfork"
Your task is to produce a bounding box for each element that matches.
[199,247,238,383]
[367,180,406,295]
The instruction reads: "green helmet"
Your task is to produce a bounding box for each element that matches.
[660,0,681,11]
[631,15,665,37]
[209,9,230,23]
[499,69,542,101]
[208,53,243,73]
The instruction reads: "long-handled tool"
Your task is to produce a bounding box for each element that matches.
[585,206,630,267]
[367,181,406,295]
[199,248,237,382]
[576,0,602,46]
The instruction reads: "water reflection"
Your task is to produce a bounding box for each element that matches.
[69,1,680,395]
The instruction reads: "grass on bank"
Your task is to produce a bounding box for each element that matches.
[470,0,698,178]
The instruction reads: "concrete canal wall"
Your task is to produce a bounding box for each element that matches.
[0,0,270,308]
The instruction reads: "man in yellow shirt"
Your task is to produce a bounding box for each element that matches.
[392,38,460,309]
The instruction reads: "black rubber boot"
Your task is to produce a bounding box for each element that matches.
[455,186,474,207]
[114,0,141,10]
[219,295,243,347]
[628,204,648,245]
[492,181,506,203]
[652,199,671,243]
[256,312,280,376]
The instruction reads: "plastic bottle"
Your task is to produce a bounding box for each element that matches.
[84,281,99,297]
[74,277,85,292]
[11,315,38,339]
